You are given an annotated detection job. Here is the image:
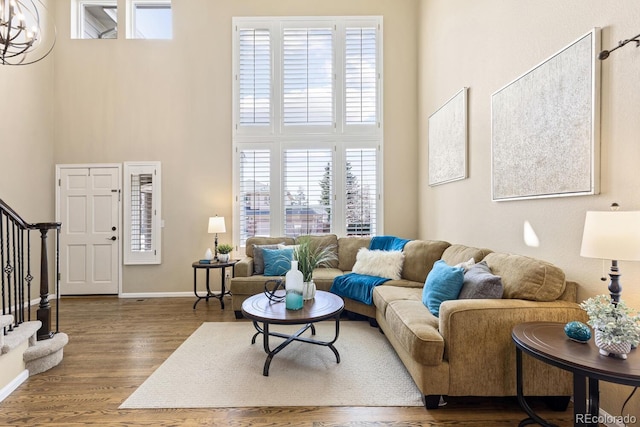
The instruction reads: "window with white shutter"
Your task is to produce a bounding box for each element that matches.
[124,161,161,264]
[345,26,378,126]
[282,26,334,127]
[238,28,271,128]
[232,17,383,246]
[283,148,333,236]
[345,148,377,236]
[238,149,271,246]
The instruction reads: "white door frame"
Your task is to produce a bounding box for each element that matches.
[55,163,123,296]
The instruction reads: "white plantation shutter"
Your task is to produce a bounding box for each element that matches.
[283,149,333,236]
[345,27,378,125]
[124,162,161,265]
[283,27,334,126]
[239,149,271,245]
[238,28,271,126]
[233,17,382,246]
[130,173,153,251]
[345,148,377,236]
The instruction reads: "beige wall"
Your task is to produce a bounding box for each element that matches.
[52,0,420,295]
[0,1,55,292]
[419,0,640,417]
[0,56,55,222]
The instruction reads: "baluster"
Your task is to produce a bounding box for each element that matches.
[5,216,13,331]
[26,230,32,322]
[16,228,25,324]
[55,227,60,333]
[1,213,5,335]
[11,222,17,326]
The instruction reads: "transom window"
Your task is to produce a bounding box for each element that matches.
[126,0,172,39]
[72,0,118,39]
[71,0,172,39]
[233,16,383,247]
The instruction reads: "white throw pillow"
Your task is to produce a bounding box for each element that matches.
[352,248,404,280]
[455,257,475,272]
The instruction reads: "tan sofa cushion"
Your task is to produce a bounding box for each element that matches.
[385,297,443,366]
[296,234,339,268]
[483,252,566,301]
[401,240,451,283]
[309,267,343,290]
[337,237,371,271]
[373,283,423,317]
[441,244,492,266]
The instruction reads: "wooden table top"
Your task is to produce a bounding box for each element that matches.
[242,290,344,325]
[512,322,640,386]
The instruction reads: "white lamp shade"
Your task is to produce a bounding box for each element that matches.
[580,211,640,261]
[208,216,226,234]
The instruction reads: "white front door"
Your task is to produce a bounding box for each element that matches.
[57,165,121,295]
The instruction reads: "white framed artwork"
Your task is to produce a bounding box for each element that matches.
[491,28,601,201]
[428,87,468,186]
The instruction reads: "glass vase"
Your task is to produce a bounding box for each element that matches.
[303,279,316,300]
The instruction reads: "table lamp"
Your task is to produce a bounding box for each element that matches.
[580,208,640,304]
[208,216,226,261]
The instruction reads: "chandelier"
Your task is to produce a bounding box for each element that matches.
[0,0,55,66]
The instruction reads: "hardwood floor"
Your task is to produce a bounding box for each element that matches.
[0,296,576,426]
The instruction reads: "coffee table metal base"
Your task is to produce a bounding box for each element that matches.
[250,318,341,376]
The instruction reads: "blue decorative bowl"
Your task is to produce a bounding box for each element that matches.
[564,321,591,343]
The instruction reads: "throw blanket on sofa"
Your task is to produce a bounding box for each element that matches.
[330,235,411,305]
[369,235,410,251]
[330,273,390,305]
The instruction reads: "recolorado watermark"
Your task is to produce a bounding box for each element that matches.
[576,413,637,425]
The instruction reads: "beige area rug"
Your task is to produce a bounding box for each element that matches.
[120,320,423,408]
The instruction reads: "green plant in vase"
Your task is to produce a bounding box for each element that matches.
[580,294,640,358]
[293,237,337,300]
[217,244,234,262]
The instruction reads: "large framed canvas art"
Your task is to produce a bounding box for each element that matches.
[428,87,468,186]
[491,29,601,201]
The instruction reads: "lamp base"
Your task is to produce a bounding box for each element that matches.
[608,260,621,304]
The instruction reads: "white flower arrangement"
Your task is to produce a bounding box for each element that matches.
[580,294,640,347]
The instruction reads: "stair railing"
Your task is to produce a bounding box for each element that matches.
[0,198,61,341]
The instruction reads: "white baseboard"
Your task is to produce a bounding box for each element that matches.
[119,292,194,299]
[0,370,28,403]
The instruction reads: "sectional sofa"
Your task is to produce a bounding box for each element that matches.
[229,234,586,409]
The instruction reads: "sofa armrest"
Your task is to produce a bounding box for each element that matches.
[234,257,254,277]
[438,298,587,396]
[440,298,586,357]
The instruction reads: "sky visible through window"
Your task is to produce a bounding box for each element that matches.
[135,6,172,39]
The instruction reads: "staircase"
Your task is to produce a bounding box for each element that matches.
[0,198,66,402]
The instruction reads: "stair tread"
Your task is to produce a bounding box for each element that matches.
[24,332,69,361]
[0,321,41,354]
[1,314,13,329]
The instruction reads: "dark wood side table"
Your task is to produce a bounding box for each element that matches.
[192,260,238,310]
[241,290,344,376]
[512,321,640,427]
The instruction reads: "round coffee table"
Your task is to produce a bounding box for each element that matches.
[241,290,344,376]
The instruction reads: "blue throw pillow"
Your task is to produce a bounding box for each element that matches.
[262,247,294,276]
[422,260,465,317]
